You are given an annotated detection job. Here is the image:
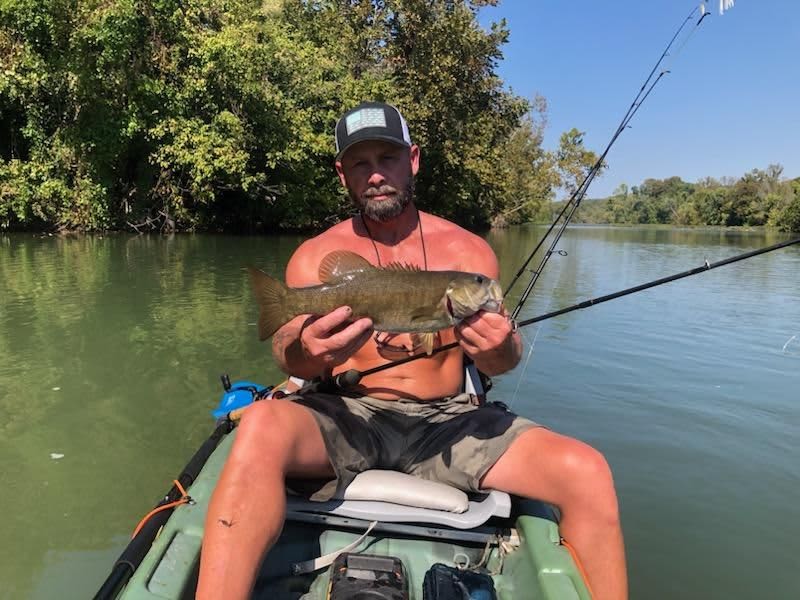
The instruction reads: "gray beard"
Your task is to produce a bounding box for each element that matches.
[351,182,414,223]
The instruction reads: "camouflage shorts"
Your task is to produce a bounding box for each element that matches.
[287,391,539,501]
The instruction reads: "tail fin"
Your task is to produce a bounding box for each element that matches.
[248,267,291,341]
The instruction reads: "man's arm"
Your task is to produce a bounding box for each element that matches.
[271,241,373,379]
[455,311,522,376]
[453,236,522,376]
[272,315,320,380]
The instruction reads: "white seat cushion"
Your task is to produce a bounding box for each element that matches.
[287,470,512,530]
[338,470,469,513]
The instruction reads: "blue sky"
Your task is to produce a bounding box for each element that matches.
[478,1,799,198]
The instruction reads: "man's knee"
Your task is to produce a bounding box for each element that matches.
[235,401,311,459]
[562,441,613,484]
[232,399,331,478]
[559,440,620,521]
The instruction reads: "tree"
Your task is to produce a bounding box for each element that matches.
[2,0,545,232]
[555,128,600,196]
[491,96,556,226]
[769,178,800,233]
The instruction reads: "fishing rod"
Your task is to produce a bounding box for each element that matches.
[328,236,800,388]
[320,4,727,390]
[506,4,709,322]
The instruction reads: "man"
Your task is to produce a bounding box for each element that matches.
[198,102,627,599]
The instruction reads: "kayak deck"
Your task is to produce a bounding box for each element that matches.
[117,432,590,599]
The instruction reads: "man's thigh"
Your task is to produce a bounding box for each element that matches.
[405,399,538,492]
[480,427,609,505]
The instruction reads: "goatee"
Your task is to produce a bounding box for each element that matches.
[352,182,414,223]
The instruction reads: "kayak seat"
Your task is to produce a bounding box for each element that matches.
[284,362,508,530]
[286,470,511,530]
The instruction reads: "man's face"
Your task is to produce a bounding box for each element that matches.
[336,140,420,223]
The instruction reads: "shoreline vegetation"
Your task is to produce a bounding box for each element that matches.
[2,1,798,235]
[571,168,800,233]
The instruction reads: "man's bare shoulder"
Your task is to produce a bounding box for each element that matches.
[420,211,497,273]
[422,211,488,244]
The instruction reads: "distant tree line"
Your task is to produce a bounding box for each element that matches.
[569,165,800,233]
[0,0,596,233]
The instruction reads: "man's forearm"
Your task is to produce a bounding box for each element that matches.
[473,332,523,376]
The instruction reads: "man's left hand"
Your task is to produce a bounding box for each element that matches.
[454,310,520,375]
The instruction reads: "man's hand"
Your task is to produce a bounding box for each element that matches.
[299,306,373,370]
[454,310,521,376]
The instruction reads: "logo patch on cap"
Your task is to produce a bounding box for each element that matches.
[345,108,387,135]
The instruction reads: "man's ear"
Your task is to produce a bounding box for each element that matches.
[335,161,347,188]
[410,145,420,176]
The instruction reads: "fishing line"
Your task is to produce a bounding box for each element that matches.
[508,249,568,410]
[782,335,797,354]
[668,10,711,62]
[508,327,535,410]
[506,4,706,323]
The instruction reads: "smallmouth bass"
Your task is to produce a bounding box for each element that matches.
[248,250,503,354]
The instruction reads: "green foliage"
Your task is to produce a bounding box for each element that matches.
[555,128,599,195]
[1,0,586,232]
[491,103,555,227]
[769,178,800,233]
[491,97,599,227]
[2,2,795,233]
[572,164,799,233]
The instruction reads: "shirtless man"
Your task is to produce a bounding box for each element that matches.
[197,102,627,599]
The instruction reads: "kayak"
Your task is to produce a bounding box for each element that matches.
[94,377,591,600]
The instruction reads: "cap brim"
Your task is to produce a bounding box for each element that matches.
[336,136,412,160]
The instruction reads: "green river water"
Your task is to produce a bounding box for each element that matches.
[1,225,798,599]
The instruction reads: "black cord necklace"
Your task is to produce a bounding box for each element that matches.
[360,206,428,270]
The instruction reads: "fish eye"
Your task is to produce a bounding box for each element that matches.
[474,275,484,284]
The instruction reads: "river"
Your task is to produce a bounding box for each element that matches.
[0,225,798,599]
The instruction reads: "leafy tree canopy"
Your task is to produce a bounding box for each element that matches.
[1,0,596,232]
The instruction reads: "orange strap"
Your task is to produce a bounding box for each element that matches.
[561,537,595,599]
[131,480,192,539]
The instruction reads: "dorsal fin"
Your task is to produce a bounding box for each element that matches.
[382,261,423,272]
[319,250,373,283]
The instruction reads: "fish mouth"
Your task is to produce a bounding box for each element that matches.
[483,299,501,313]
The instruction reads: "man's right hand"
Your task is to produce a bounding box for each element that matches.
[299,306,374,371]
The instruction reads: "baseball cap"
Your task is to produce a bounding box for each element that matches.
[334,101,412,159]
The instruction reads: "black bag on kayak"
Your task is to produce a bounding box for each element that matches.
[422,563,497,600]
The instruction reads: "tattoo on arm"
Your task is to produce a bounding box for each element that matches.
[272,330,293,361]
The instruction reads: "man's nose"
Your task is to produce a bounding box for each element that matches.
[367,169,386,187]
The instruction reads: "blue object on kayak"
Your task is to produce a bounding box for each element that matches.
[212,380,270,419]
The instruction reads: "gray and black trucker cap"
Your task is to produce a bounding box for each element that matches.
[335,101,412,159]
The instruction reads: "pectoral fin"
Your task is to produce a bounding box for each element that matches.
[412,332,437,355]
[319,250,373,283]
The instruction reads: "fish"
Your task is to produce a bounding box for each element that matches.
[248,250,504,354]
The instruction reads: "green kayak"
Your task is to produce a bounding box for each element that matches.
[94,380,591,600]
